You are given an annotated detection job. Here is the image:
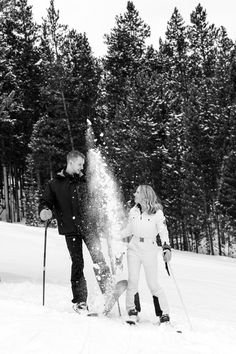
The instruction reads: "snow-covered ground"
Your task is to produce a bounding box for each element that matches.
[1,221,236,354]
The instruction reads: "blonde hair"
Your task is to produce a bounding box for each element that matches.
[137,185,163,214]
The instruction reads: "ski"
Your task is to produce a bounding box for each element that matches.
[157,322,183,334]
[87,312,100,317]
[76,309,183,333]
[161,322,182,334]
[73,279,128,317]
[103,279,128,315]
[125,319,138,325]
[125,319,182,333]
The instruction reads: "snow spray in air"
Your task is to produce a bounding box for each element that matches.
[85,119,126,276]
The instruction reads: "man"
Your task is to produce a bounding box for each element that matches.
[39,150,112,313]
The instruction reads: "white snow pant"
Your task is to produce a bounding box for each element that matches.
[126,237,169,315]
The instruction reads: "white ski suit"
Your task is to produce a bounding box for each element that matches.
[123,205,170,315]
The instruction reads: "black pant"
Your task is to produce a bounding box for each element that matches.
[133,293,162,317]
[65,233,111,304]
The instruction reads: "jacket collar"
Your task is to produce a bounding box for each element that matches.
[136,203,142,213]
[56,168,85,182]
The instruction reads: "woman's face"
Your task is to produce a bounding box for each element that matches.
[134,187,142,204]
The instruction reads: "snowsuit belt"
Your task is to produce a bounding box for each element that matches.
[136,237,155,244]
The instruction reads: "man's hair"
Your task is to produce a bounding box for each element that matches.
[67,150,85,163]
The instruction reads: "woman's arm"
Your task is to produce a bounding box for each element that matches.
[156,210,172,262]
[156,209,170,245]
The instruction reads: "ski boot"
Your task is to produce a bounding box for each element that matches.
[73,301,89,314]
[126,308,139,325]
[160,314,170,324]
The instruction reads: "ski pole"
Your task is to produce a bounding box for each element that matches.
[43,219,50,306]
[168,263,193,330]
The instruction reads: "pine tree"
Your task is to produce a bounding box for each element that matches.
[185,4,235,254]
[104,1,150,86]
[28,0,101,184]
[100,1,151,196]
[37,0,74,150]
[0,0,40,221]
[156,8,191,250]
[35,0,101,151]
[211,28,236,254]
[0,0,41,163]
[62,29,101,150]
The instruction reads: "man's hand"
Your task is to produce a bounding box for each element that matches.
[40,208,52,221]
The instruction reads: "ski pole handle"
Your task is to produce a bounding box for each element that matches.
[165,262,170,276]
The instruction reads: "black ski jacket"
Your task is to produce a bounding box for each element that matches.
[39,169,88,236]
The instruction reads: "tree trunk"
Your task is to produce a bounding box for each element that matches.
[60,88,74,150]
[203,191,214,255]
[19,171,25,219]
[3,165,10,222]
[215,211,222,256]
[181,217,189,251]
[9,168,15,222]
[188,227,194,252]
[15,167,21,222]
[193,228,199,254]
[49,159,53,179]
[207,221,214,255]
[174,221,179,249]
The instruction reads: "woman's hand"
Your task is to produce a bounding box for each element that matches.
[162,243,172,262]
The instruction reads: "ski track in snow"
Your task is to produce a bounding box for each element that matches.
[1,221,236,354]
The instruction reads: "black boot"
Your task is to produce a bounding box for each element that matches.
[160,314,170,323]
[134,292,141,312]
[126,308,139,325]
[153,295,163,317]
[71,279,87,304]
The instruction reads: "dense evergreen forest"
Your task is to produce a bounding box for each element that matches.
[1,0,236,257]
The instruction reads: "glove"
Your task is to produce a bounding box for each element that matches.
[162,244,172,263]
[40,208,52,221]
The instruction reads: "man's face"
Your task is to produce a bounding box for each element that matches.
[70,156,85,174]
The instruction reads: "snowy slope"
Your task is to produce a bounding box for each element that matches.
[0,221,236,354]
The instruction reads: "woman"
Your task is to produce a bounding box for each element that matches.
[122,185,172,324]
